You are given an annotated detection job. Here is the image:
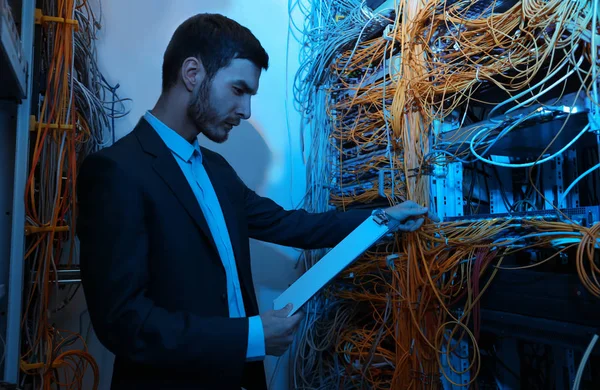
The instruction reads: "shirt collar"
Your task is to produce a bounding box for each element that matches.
[144,111,202,163]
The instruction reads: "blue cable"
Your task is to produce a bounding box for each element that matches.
[560,163,600,204]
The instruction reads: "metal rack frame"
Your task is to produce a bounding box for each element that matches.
[0,0,35,384]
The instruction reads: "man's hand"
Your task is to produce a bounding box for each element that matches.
[261,304,303,356]
[384,200,440,232]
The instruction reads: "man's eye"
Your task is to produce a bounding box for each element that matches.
[233,87,243,95]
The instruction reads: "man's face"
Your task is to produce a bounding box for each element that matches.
[187,59,260,143]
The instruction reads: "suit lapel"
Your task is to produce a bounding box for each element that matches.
[152,155,218,250]
[134,119,220,261]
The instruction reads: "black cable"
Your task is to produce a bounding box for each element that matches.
[110,82,119,145]
[50,284,80,313]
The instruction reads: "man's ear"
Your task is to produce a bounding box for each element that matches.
[180,57,206,92]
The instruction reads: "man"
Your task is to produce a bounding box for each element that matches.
[77,13,434,390]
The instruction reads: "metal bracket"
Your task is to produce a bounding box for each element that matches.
[540,155,566,209]
[432,161,463,218]
[555,155,566,209]
[378,169,395,198]
[440,332,470,389]
[49,268,81,285]
[563,150,580,208]
[489,157,513,214]
[372,208,390,226]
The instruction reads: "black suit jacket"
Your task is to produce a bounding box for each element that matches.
[76,118,370,390]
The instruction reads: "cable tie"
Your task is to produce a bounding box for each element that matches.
[35,8,79,31]
[25,225,69,235]
[29,115,74,132]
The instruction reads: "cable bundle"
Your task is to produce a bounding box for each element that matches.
[20,0,128,388]
[328,36,406,206]
[293,0,600,388]
[72,0,131,154]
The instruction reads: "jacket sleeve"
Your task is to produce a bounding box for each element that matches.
[76,153,248,375]
[217,155,372,248]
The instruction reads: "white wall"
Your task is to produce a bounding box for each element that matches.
[58,1,307,389]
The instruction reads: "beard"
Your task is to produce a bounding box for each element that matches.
[186,78,229,143]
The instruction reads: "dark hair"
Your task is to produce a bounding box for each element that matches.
[162,14,269,91]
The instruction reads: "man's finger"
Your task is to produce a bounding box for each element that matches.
[409,218,424,232]
[401,206,428,218]
[396,220,415,232]
[428,210,441,222]
[402,200,419,208]
[276,303,293,317]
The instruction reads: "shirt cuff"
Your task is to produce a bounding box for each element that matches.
[246,315,266,361]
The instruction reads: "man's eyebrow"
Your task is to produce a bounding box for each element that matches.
[232,80,257,95]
